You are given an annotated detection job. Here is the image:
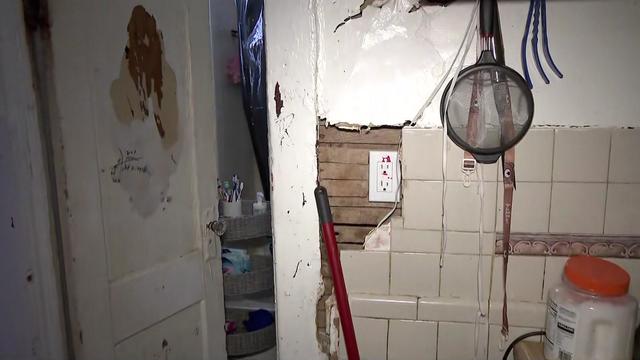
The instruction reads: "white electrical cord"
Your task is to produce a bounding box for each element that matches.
[408,1,484,357]
[439,1,480,269]
[409,0,481,126]
[369,1,480,237]
[474,165,487,360]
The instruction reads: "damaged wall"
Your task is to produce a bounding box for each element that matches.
[318,0,640,128]
[263,1,325,360]
[265,0,640,358]
[317,125,401,245]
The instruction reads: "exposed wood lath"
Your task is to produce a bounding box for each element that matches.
[317,123,402,245]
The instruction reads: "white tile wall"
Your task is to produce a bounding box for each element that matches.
[514,128,555,182]
[609,128,640,183]
[488,301,547,328]
[350,294,417,320]
[440,255,491,299]
[444,181,497,232]
[402,128,442,181]
[387,320,437,360]
[339,317,388,360]
[437,322,488,360]
[401,128,640,236]
[402,180,442,230]
[390,217,440,253]
[401,128,500,182]
[336,128,640,359]
[490,256,545,302]
[390,253,439,297]
[341,250,390,294]
[418,297,478,323]
[604,184,640,235]
[446,141,499,182]
[391,215,494,254]
[553,129,611,182]
[444,231,495,255]
[497,182,552,232]
[549,182,607,233]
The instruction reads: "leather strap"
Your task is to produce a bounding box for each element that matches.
[501,147,515,338]
[494,77,517,339]
[460,31,517,339]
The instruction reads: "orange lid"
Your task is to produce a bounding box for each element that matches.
[564,256,630,297]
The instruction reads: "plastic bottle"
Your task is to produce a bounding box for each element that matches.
[544,256,637,360]
[252,192,267,215]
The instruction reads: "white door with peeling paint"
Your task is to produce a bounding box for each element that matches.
[48,1,226,359]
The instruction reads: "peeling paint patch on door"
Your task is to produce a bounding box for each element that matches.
[110,5,181,217]
[111,5,178,147]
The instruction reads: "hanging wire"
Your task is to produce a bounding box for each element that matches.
[440,0,480,268]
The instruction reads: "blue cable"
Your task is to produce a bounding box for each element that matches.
[521,0,535,89]
[541,0,564,78]
[531,0,550,84]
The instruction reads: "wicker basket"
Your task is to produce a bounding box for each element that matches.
[220,201,271,242]
[224,256,274,297]
[226,309,276,357]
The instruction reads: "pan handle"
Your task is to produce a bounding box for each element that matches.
[492,1,505,65]
[315,186,333,225]
[480,0,496,39]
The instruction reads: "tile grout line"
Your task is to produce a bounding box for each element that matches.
[541,256,548,302]
[602,129,613,234]
[385,319,390,360]
[435,321,440,360]
[387,251,392,296]
[547,129,557,232]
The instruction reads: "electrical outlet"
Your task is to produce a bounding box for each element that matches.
[368,151,400,202]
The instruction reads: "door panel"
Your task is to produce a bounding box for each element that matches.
[114,303,204,360]
[49,0,225,358]
[92,0,198,281]
[109,251,204,342]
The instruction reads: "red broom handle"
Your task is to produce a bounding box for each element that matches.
[315,186,360,360]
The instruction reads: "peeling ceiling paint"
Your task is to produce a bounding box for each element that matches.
[319,0,640,127]
[334,0,452,31]
[319,0,467,127]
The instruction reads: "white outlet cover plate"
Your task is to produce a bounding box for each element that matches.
[368,150,400,202]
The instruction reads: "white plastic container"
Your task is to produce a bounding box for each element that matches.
[221,200,242,218]
[253,192,267,215]
[544,256,637,360]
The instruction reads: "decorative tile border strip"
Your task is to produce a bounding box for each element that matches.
[496,233,640,258]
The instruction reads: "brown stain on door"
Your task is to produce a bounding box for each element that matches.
[111,5,178,148]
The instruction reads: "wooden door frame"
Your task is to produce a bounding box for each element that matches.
[1,0,69,359]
